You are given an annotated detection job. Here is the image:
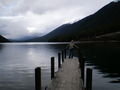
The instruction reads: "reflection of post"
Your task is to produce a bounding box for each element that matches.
[86,68,92,90]
[35,67,41,90]
[51,57,55,79]
[58,53,61,68]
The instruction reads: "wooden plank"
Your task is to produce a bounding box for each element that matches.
[47,57,84,90]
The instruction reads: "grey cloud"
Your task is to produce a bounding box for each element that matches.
[0,0,113,39]
[0,19,27,39]
[1,0,111,15]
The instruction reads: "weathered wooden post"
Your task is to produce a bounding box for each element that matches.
[62,50,64,62]
[45,86,47,90]
[78,49,82,68]
[81,57,85,83]
[78,49,85,83]
[64,49,66,59]
[51,57,55,79]
[79,58,81,68]
[58,52,61,68]
[35,67,41,90]
[86,68,92,90]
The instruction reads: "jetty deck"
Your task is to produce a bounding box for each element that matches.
[47,57,84,90]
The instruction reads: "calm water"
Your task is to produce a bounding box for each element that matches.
[0,42,120,90]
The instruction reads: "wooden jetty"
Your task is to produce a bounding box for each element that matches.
[35,49,92,90]
[47,57,84,90]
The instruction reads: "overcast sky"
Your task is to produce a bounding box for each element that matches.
[0,0,115,39]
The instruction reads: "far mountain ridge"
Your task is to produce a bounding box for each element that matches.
[0,35,9,42]
[27,1,120,42]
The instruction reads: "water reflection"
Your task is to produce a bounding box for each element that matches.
[79,42,120,83]
[0,44,3,50]
[0,42,120,90]
[0,43,65,90]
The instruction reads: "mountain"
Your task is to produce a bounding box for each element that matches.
[27,24,73,42]
[28,1,120,42]
[0,35,9,42]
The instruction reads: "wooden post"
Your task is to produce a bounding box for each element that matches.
[35,67,41,90]
[51,57,55,79]
[79,58,81,68]
[81,58,85,83]
[45,86,47,90]
[86,68,92,90]
[64,49,66,59]
[78,49,82,68]
[62,50,64,62]
[78,49,85,83]
[58,53,61,68]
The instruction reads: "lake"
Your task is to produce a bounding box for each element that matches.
[0,42,120,90]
